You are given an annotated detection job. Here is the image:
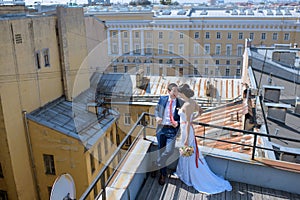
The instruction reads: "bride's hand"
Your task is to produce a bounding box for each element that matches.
[184,140,188,146]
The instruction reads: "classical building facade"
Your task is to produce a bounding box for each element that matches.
[87,6,300,77]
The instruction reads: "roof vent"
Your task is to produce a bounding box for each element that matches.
[276,9,283,15]
[247,9,254,15]
[267,9,273,15]
[263,85,284,103]
[200,10,208,15]
[231,9,238,15]
[162,10,171,15]
[177,10,186,15]
[265,103,291,124]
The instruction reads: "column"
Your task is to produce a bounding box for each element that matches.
[107,29,111,55]
[141,29,144,55]
[129,29,133,55]
[118,29,122,56]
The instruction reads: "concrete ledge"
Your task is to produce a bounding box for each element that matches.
[101,139,152,200]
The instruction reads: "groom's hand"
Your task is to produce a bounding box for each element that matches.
[156,117,162,124]
[171,121,178,128]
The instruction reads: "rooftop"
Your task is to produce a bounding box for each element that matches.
[137,174,300,200]
[27,93,119,149]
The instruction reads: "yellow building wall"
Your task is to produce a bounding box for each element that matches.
[0,7,91,199]
[28,120,89,200]
[85,17,109,74]
[0,15,67,199]
[0,96,18,200]
[57,7,90,100]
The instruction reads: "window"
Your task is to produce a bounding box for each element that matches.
[194,67,199,75]
[90,152,95,174]
[135,31,139,38]
[194,32,199,39]
[0,190,8,200]
[134,43,140,54]
[179,32,184,39]
[227,32,232,40]
[179,59,184,65]
[113,66,117,73]
[124,43,129,54]
[204,44,210,55]
[216,60,220,65]
[97,143,102,163]
[112,43,118,54]
[35,51,41,69]
[226,68,230,76]
[284,33,289,40]
[43,154,55,175]
[168,44,174,54]
[159,32,163,39]
[215,67,219,76]
[158,44,163,54]
[0,163,3,178]
[216,32,221,39]
[205,60,209,65]
[124,113,131,125]
[205,32,210,39]
[272,33,278,40]
[237,45,243,56]
[43,48,50,67]
[169,32,173,39]
[238,32,243,40]
[194,43,200,55]
[146,43,152,54]
[236,68,241,76]
[226,45,232,56]
[215,44,221,55]
[123,31,128,38]
[204,68,208,75]
[178,44,184,55]
[250,33,254,40]
[146,65,151,75]
[149,116,155,126]
[261,33,266,40]
[104,137,108,154]
[146,31,152,39]
[124,66,128,73]
[237,60,241,66]
[112,31,117,38]
[179,68,183,76]
[226,60,230,65]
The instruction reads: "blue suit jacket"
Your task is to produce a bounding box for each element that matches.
[154,96,184,130]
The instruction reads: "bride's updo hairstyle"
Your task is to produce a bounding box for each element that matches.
[178,84,194,98]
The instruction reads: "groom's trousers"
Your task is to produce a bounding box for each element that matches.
[156,125,178,177]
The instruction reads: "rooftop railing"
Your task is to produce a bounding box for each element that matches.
[79,112,300,200]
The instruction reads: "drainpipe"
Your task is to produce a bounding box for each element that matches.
[23,111,41,200]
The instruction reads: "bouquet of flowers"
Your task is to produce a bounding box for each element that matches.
[179,146,194,157]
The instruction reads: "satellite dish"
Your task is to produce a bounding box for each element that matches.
[50,173,76,200]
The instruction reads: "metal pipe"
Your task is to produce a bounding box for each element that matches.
[23,111,41,200]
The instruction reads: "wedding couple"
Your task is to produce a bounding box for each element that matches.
[153,83,232,194]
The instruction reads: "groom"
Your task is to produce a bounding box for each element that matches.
[154,83,183,185]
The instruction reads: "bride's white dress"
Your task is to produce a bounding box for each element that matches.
[175,109,232,194]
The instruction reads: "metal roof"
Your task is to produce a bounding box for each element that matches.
[93,73,243,100]
[27,95,119,149]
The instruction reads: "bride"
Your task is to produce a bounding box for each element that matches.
[175,84,232,194]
